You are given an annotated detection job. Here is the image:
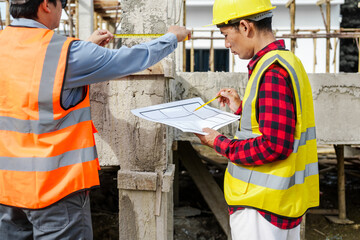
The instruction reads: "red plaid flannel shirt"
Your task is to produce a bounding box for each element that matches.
[214,40,302,229]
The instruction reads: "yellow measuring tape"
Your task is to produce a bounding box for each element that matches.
[114,34,188,41]
[114,34,164,39]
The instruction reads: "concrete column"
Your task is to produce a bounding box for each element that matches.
[78,0,93,40]
[117,0,177,238]
[90,0,179,239]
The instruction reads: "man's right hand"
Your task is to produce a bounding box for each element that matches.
[167,26,191,42]
[217,88,242,113]
[87,29,114,47]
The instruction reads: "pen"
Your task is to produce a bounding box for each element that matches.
[194,95,220,111]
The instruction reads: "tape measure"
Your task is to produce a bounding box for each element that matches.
[114,33,188,41]
[114,34,163,39]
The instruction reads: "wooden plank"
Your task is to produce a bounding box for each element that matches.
[98,12,122,18]
[209,30,214,72]
[334,145,346,220]
[94,0,120,7]
[280,32,360,39]
[300,214,306,240]
[285,0,294,8]
[290,0,296,53]
[325,215,354,224]
[325,1,331,73]
[178,141,231,238]
[99,6,122,11]
[316,0,328,6]
[0,9,3,29]
[190,30,194,72]
[6,0,10,26]
[308,208,339,215]
[93,0,121,24]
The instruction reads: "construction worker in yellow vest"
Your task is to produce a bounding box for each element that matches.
[0,0,190,239]
[195,0,319,239]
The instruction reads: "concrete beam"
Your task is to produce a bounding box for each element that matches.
[309,73,360,144]
[118,171,158,191]
[172,72,360,145]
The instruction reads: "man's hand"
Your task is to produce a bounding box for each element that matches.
[167,25,191,42]
[217,88,242,113]
[87,29,114,47]
[194,128,221,148]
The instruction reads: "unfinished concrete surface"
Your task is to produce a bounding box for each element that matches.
[90,0,181,239]
[172,72,360,145]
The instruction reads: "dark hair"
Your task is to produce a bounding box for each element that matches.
[217,17,273,33]
[250,17,272,32]
[10,0,57,19]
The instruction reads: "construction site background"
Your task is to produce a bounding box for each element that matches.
[0,0,360,240]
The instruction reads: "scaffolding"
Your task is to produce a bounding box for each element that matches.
[0,0,122,41]
[93,0,121,33]
[184,0,360,73]
[0,0,10,27]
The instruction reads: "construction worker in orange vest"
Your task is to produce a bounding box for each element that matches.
[0,0,190,239]
[194,0,319,239]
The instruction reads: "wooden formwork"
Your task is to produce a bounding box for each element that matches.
[93,0,121,32]
[0,0,122,39]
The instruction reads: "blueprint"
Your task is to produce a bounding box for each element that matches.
[131,97,240,135]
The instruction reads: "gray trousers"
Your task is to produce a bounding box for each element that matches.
[0,190,93,240]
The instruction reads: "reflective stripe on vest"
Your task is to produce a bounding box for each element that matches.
[227,161,318,190]
[238,54,302,134]
[226,50,319,217]
[39,34,66,120]
[236,126,316,153]
[0,27,100,209]
[0,146,97,172]
[0,107,91,134]
[293,126,316,153]
[0,31,95,169]
[236,52,317,154]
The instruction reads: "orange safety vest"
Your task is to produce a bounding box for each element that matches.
[0,26,100,209]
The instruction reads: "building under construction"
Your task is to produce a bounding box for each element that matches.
[0,0,360,239]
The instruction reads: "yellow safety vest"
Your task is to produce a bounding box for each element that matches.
[224,50,319,218]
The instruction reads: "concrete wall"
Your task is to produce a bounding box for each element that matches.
[171,72,360,145]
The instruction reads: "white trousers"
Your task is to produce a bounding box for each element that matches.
[229,208,300,240]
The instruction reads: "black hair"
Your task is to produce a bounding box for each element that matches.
[10,0,57,19]
[217,17,273,33]
[250,17,272,32]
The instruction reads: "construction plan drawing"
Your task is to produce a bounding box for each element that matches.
[131,98,240,135]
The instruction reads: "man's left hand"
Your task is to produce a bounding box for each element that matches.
[194,128,221,148]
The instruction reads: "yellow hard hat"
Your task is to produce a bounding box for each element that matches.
[211,0,276,26]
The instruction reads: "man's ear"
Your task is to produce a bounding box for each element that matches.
[39,0,52,13]
[239,20,252,37]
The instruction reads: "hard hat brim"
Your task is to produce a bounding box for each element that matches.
[205,6,276,28]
